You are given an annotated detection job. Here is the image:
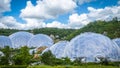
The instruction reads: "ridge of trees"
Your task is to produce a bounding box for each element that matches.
[65,18,120,40]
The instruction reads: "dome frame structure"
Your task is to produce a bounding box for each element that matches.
[113,38,120,48]
[28,34,54,48]
[43,41,69,58]
[9,31,33,48]
[63,32,120,62]
[0,36,12,48]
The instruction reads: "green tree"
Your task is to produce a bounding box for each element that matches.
[0,46,12,65]
[13,46,32,65]
[41,50,56,65]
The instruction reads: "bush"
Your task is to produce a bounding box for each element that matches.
[0,65,27,68]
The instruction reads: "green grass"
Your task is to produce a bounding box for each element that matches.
[27,65,119,68]
[0,65,119,68]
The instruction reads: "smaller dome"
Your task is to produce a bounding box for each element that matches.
[28,34,54,48]
[42,41,69,58]
[9,31,33,48]
[0,36,12,48]
[113,38,120,47]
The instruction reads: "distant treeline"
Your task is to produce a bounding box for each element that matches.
[65,17,120,40]
[0,17,120,40]
[0,28,76,40]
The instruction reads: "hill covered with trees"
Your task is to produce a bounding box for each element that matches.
[0,18,120,41]
[0,28,76,40]
[65,18,120,40]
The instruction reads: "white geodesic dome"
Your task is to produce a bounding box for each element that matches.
[63,32,120,62]
[9,31,33,48]
[42,41,69,58]
[28,34,54,48]
[0,51,4,56]
[0,36,12,48]
[113,38,120,48]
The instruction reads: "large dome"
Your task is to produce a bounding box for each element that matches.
[28,34,54,48]
[0,36,12,48]
[9,31,33,48]
[63,32,120,62]
[113,38,120,47]
[43,41,69,58]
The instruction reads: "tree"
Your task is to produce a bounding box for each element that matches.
[41,50,56,65]
[0,46,12,65]
[13,46,32,65]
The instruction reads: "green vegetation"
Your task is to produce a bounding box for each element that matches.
[0,28,75,41]
[27,65,119,68]
[0,18,120,41]
[0,46,12,65]
[66,18,120,40]
[0,18,120,67]
[13,46,32,65]
[0,64,118,68]
[0,46,120,67]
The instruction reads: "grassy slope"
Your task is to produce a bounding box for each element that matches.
[27,65,118,68]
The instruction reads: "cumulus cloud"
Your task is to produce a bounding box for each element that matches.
[22,18,46,29]
[0,16,47,30]
[20,0,76,19]
[0,0,11,13]
[46,21,69,28]
[68,6,120,29]
[1,0,120,30]
[68,13,90,29]
[0,16,24,29]
[73,0,94,5]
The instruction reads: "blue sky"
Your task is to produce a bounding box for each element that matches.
[0,0,120,29]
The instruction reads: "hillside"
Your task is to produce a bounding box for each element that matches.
[0,28,76,40]
[65,18,120,40]
[0,18,120,41]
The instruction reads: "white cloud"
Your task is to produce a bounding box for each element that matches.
[1,0,120,30]
[87,6,120,21]
[0,16,47,30]
[0,0,11,13]
[0,16,24,29]
[20,0,77,19]
[22,18,46,29]
[68,6,120,29]
[69,13,90,29]
[73,0,94,5]
[1,6,120,30]
[46,21,69,28]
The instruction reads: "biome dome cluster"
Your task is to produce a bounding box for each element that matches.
[0,36,12,48]
[62,32,120,62]
[0,31,53,48]
[9,32,33,48]
[0,31,120,62]
[28,34,53,48]
[42,41,69,58]
[113,38,120,48]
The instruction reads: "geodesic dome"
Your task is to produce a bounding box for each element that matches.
[113,38,120,48]
[0,36,12,48]
[29,49,36,55]
[0,51,4,56]
[9,31,33,48]
[63,32,120,62]
[43,41,69,58]
[28,34,54,48]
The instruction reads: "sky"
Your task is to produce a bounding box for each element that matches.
[0,0,120,30]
